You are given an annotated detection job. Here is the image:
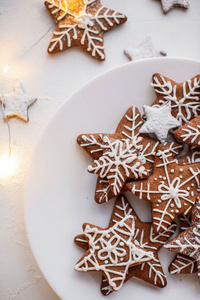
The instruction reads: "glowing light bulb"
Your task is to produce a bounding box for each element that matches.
[4,65,10,74]
[0,154,19,179]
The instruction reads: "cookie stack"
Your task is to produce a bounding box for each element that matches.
[74,73,200,295]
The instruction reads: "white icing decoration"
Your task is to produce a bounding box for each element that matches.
[75,215,154,291]
[46,0,126,59]
[88,136,148,195]
[170,254,196,275]
[139,102,181,143]
[75,238,88,243]
[120,106,159,169]
[180,124,200,145]
[151,75,200,125]
[75,12,94,29]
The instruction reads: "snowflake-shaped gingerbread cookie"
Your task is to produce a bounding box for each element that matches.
[44,0,127,61]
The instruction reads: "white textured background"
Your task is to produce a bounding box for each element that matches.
[0,0,200,299]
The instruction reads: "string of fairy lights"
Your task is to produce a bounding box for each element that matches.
[0,65,19,179]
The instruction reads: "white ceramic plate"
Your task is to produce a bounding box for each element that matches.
[25,58,200,300]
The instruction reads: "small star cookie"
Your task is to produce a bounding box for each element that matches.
[44,0,127,61]
[125,143,200,233]
[74,214,154,291]
[139,103,180,143]
[165,196,200,279]
[75,195,177,294]
[160,0,189,14]
[151,73,200,126]
[124,37,166,61]
[0,82,37,122]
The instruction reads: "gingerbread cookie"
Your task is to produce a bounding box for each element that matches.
[44,0,127,61]
[165,197,200,278]
[87,136,149,195]
[74,214,154,291]
[175,116,200,147]
[0,82,37,122]
[77,106,161,203]
[75,195,177,294]
[168,214,198,275]
[125,143,200,233]
[159,0,189,14]
[151,73,200,126]
[139,103,180,143]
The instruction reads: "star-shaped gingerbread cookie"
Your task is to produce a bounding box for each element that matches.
[74,213,154,291]
[44,0,127,61]
[174,115,200,147]
[165,196,200,279]
[0,82,37,122]
[159,0,189,14]
[75,195,177,294]
[151,73,200,126]
[125,143,200,233]
[168,214,198,275]
[77,106,162,203]
[87,135,149,195]
[139,103,180,143]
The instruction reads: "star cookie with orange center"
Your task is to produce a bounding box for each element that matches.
[151,73,200,126]
[165,197,200,278]
[75,195,177,294]
[44,0,127,61]
[74,213,154,291]
[125,143,200,233]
